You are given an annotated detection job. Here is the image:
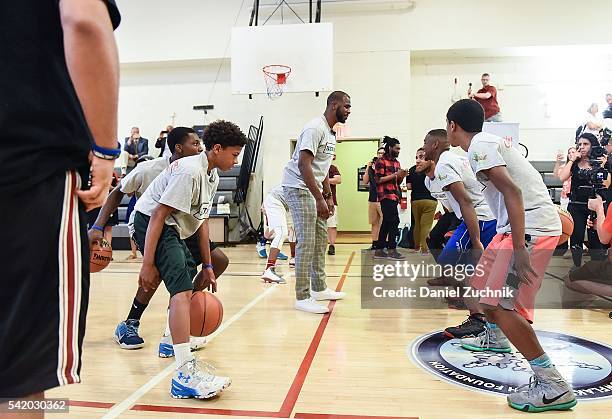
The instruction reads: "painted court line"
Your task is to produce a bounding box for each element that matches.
[100,284,279,419]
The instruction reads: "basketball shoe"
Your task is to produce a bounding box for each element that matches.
[461,325,512,353]
[444,314,486,338]
[114,319,145,350]
[507,366,577,412]
[159,335,207,358]
[171,358,231,399]
[261,266,286,284]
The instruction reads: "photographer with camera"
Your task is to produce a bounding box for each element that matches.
[564,194,612,298]
[557,133,610,267]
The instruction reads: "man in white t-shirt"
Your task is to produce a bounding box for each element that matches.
[282,91,351,314]
[133,120,247,400]
[423,128,498,339]
[446,99,575,413]
[88,128,230,356]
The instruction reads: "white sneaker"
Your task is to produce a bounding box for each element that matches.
[289,257,295,268]
[311,288,346,301]
[295,297,329,314]
[171,358,231,399]
[190,335,207,351]
[261,267,286,284]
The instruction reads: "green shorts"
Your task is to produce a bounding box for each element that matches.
[133,212,196,297]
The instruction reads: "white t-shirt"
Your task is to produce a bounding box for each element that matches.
[582,112,602,136]
[468,132,561,236]
[424,176,452,213]
[120,157,170,235]
[433,150,495,221]
[133,153,219,239]
[282,116,336,191]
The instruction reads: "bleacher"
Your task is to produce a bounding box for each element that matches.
[530,161,563,204]
[111,164,242,249]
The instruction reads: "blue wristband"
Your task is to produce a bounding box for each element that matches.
[92,142,122,160]
[91,225,104,232]
[204,263,214,270]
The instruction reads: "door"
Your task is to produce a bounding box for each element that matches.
[334,140,380,232]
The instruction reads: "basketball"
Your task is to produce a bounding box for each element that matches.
[557,206,574,245]
[190,291,224,337]
[90,238,112,273]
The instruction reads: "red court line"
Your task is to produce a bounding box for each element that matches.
[278,251,355,416]
[294,414,417,419]
[130,251,356,417]
[131,405,283,417]
[69,400,115,409]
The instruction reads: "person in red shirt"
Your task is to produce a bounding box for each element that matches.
[565,194,612,297]
[468,73,502,122]
[374,136,407,260]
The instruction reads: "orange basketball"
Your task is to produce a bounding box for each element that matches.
[190,291,224,337]
[90,238,112,273]
[557,206,574,245]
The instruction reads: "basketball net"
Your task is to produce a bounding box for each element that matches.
[263,65,291,100]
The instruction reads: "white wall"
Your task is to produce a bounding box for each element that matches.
[411,53,612,160]
[114,0,612,228]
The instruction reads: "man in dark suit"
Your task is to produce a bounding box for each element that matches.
[124,126,149,171]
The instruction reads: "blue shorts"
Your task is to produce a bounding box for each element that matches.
[437,219,497,266]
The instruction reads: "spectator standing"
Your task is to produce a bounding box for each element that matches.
[327,157,341,255]
[363,147,385,249]
[468,73,501,122]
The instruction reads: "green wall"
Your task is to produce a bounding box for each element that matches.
[334,140,380,232]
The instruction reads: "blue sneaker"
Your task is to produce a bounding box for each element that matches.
[159,335,174,357]
[114,319,145,349]
[277,251,288,260]
[256,242,267,258]
[159,335,208,358]
[171,359,231,399]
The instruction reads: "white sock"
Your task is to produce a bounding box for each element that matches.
[164,309,171,337]
[173,342,193,369]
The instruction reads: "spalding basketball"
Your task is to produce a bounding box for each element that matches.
[557,206,574,245]
[190,291,224,337]
[90,238,112,273]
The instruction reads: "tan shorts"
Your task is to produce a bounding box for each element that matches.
[368,201,382,225]
[327,205,338,228]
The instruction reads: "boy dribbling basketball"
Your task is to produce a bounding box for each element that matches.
[446,100,577,413]
[132,120,247,399]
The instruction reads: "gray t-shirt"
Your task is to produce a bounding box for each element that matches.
[468,132,561,236]
[282,116,336,191]
[120,157,170,198]
[133,153,219,239]
[433,150,495,221]
[120,156,170,236]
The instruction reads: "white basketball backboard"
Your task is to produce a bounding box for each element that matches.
[231,23,333,96]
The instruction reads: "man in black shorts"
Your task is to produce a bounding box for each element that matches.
[0,0,120,400]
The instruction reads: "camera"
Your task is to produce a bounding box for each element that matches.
[578,145,609,218]
[601,127,612,146]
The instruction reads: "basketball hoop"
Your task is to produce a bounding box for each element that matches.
[263,65,291,100]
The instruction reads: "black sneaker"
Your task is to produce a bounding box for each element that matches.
[327,245,335,255]
[386,250,405,260]
[444,315,486,339]
[373,249,388,259]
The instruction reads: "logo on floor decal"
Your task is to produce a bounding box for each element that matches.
[409,331,612,400]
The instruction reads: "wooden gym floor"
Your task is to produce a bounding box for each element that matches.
[47,243,612,418]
